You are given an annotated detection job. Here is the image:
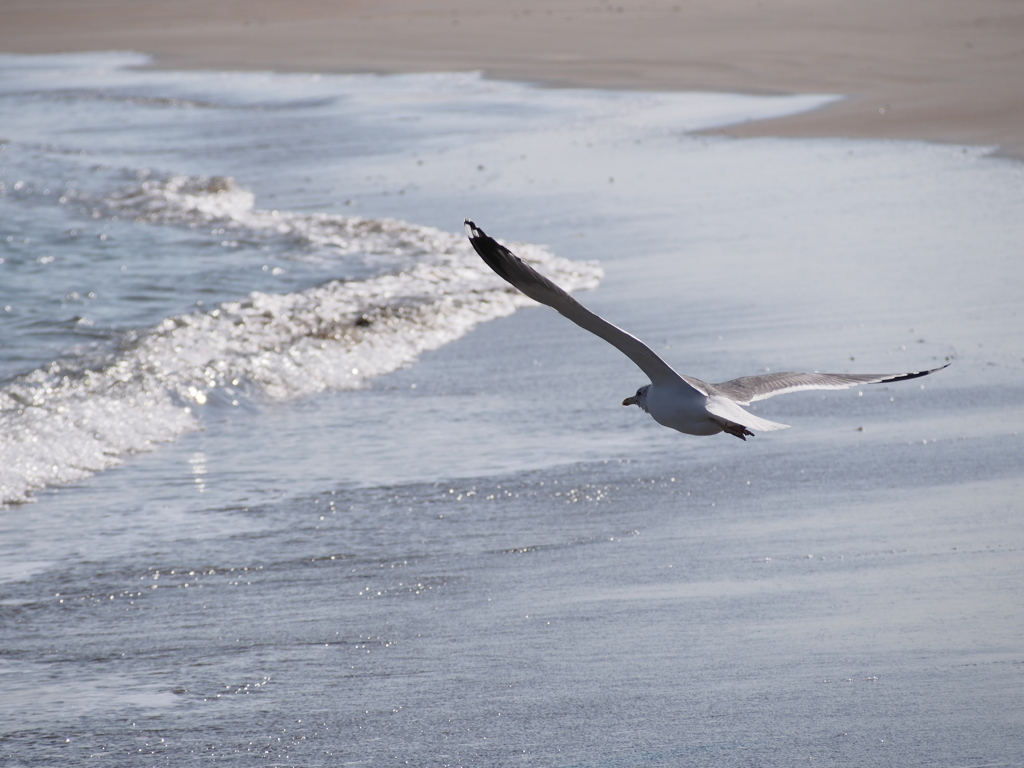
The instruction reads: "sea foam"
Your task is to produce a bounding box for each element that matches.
[0,174,601,504]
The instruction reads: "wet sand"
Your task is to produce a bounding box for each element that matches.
[2,0,1023,157]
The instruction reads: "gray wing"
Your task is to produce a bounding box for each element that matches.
[710,365,950,405]
[465,220,692,389]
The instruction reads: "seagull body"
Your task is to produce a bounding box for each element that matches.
[464,220,948,440]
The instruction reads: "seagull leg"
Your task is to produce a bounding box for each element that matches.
[717,420,754,441]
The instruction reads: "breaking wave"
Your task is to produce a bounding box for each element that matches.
[0,174,602,504]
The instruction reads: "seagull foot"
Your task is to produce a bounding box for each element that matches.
[720,422,755,441]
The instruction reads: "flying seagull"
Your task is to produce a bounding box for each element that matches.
[465,220,948,440]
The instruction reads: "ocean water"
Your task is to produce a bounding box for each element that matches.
[1,52,1022,767]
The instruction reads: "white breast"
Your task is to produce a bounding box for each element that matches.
[644,382,722,436]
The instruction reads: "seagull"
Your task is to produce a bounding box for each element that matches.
[464,220,948,440]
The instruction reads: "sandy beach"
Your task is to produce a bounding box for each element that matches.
[3,0,1023,157]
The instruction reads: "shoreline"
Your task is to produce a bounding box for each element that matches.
[2,0,1023,158]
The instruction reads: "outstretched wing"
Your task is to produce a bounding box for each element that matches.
[710,365,950,405]
[465,220,691,389]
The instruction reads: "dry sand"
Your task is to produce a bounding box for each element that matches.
[2,0,1023,157]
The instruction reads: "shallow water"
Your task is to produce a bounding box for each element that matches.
[1,53,1022,767]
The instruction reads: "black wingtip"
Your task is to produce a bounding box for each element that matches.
[463,220,522,286]
[464,219,493,254]
[882,362,952,384]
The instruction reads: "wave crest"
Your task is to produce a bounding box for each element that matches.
[1,176,602,504]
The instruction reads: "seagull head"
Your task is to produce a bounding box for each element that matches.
[622,385,650,413]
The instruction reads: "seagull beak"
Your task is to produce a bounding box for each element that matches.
[622,395,638,407]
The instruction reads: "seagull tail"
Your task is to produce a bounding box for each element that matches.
[707,397,790,439]
[739,413,791,433]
